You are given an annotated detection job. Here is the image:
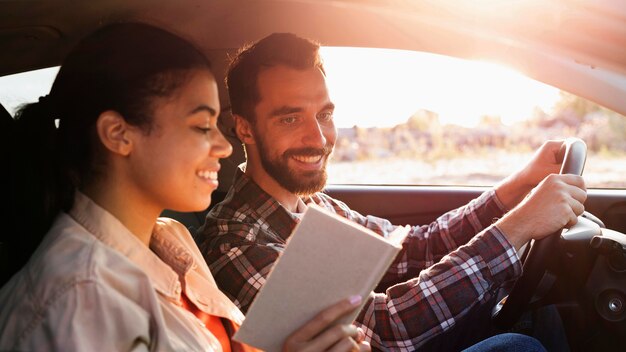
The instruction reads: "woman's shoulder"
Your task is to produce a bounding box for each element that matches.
[1,213,142,305]
[0,213,142,346]
[19,213,100,285]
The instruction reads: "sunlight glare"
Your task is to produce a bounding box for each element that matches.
[320,47,560,128]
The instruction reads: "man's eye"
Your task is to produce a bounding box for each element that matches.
[318,112,333,122]
[281,116,297,124]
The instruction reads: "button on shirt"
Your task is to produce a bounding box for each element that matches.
[0,191,245,351]
[196,166,523,351]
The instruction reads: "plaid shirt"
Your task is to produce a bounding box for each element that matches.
[196,167,522,351]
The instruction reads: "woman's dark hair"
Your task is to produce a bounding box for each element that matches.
[3,22,211,283]
[226,32,324,123]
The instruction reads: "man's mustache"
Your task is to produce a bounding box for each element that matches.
[283,145,333,158]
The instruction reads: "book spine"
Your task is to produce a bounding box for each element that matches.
[339,245,402,324]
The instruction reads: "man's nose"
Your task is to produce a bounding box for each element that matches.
[301,117,327,148]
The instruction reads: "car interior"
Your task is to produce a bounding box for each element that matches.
[2,0,626,350]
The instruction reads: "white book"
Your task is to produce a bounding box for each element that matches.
[233,204,410,352]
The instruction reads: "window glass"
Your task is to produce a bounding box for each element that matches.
[320,47,626,188]
[0,67,60,116]
[3,56,625,189]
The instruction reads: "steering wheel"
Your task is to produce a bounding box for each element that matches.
[492,137,587,329]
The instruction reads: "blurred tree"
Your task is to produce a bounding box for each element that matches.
[407,109,439,131]
[553,91,601,120]
[478,114,503,127]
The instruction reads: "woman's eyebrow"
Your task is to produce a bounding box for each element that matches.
[189,104,218,117]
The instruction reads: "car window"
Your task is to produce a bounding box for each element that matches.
[0,67,60,116]
[321,47,626,189]
[3,54,625,190]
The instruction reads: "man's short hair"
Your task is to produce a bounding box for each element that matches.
[226,32,325,122]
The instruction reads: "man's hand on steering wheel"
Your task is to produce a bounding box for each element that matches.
[497,173,587,250]
[495,139,572,211]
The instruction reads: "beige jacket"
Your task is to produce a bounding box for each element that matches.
[0,192,244,351]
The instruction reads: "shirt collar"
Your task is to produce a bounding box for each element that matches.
[68,191,184,299]
[230,165,300,241]
[293,198,308,216]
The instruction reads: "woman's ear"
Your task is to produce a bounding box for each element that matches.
[234,114,255,145]
[96,111,133,156]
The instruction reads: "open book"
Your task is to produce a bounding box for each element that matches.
[233,204,410,351]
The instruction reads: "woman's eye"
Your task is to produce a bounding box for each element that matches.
[195,126,212,134]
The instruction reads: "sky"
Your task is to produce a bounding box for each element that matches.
[0,47,561,129]
[321,47,561,128]
[0,66,59,116]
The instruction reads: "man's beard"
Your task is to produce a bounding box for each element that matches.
[256,135,333,196]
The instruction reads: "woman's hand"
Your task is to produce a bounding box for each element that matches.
[282,296,371,352]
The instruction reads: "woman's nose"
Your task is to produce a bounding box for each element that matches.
[211,128,233,159]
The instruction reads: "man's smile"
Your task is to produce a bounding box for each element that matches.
[291,154,323,164]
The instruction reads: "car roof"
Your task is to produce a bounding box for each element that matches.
[1,0,625,116]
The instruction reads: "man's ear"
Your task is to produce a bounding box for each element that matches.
[96,111,134,156]
[234,114,256,145]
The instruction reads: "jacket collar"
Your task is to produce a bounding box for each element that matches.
[69,191,184,300]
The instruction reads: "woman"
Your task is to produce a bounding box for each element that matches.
[0,22,369,351]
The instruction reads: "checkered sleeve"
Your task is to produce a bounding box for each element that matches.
[354,225,522,350]
[324,189,508,288]
[205,240,284,314]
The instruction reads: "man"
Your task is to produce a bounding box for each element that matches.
[196,33,586,350]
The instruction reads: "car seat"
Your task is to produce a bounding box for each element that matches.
[0,100,59,286]
[0,103,14,285]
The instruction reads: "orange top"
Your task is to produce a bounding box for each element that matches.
[181,292,232,352]
[180,292,261,351]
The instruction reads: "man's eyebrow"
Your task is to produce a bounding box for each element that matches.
[270,103,335,118]
[322,102,335,111]
[269,106,302,117]
[190,104,218,117]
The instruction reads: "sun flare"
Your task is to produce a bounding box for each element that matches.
[320,47,560,128]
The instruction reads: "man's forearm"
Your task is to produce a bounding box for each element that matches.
[355,226,521,350]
